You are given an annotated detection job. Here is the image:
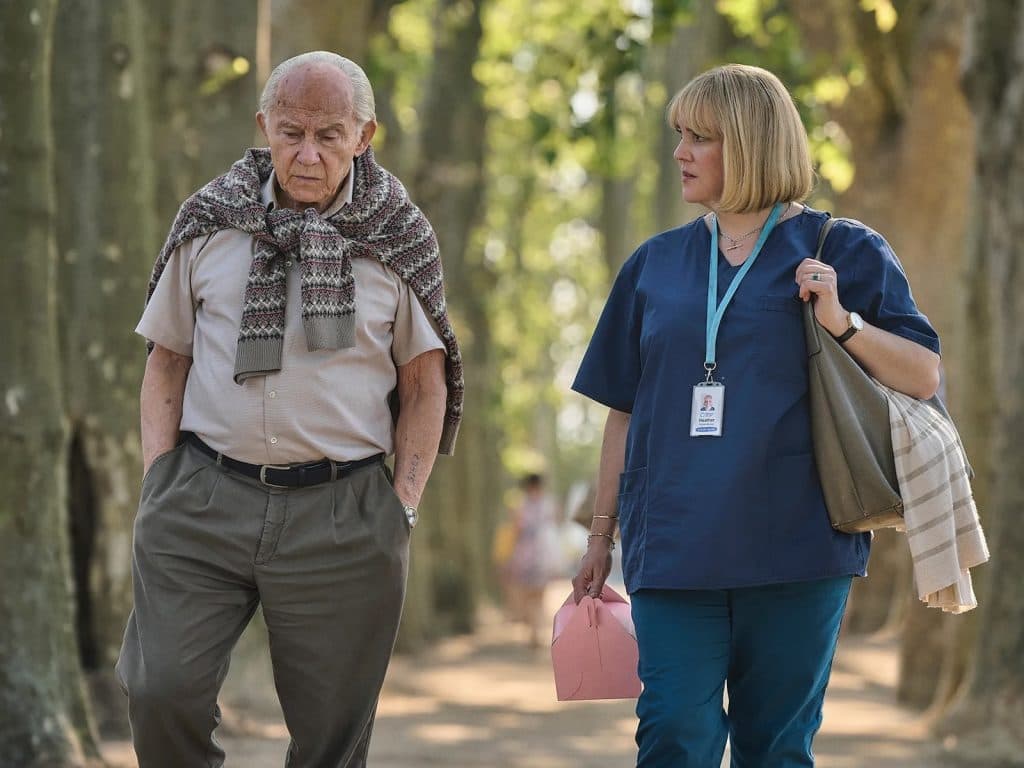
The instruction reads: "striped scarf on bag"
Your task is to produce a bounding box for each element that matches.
[146,146,463,454]
[881,387,989,613]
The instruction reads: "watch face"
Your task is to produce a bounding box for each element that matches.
[850,312,864,331]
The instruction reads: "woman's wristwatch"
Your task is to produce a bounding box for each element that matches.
[834,311,864,344]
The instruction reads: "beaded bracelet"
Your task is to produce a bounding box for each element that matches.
[587,532,616,551]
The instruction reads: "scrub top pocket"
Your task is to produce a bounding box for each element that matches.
[757,295,808,384]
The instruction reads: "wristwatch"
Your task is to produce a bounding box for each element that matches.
[834,311,864,344]
[402,504,418,529]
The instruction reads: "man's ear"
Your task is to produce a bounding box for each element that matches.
[355,120,378,156]
[256,111,269,142]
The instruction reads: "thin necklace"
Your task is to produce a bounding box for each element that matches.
[718,202,791,251]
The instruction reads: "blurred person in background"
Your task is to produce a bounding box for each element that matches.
[503,473,561,648]
[571,64,940,767]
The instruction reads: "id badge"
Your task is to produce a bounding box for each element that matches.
[690,383,724,437]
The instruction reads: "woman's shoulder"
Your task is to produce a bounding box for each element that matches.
[646,215,706,248]
[629,216,707,265]
[810,208,889,250]
[807,208,905,278]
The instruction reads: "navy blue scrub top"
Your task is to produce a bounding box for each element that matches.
[572,208,940,593]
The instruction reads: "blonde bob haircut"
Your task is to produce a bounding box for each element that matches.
[667,64,814,213]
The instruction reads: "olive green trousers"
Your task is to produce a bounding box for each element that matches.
[116,440,410,768]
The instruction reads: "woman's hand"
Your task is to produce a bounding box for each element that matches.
[794,258,941,399]
[571,540,614,604]
[795,258,848,337]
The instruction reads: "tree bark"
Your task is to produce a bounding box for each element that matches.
[270,0,402,64]
[790,0,974,648]
[0,1,102,764]
[403,0,493,643]
[145,1,259,225]
[650,3,731,235]
[936,2,1024,759]
[52,2,158,722]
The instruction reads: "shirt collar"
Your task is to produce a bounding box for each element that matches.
[260,163,356,218]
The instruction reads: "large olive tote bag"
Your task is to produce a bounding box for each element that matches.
[802,217,954,533]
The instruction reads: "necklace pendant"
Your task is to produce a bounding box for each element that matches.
[725,242,741,251]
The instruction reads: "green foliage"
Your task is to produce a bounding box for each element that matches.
[714,0,859,193]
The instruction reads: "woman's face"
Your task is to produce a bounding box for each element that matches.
[673,123,724,209]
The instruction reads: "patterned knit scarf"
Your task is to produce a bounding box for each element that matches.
[147,146,463,454]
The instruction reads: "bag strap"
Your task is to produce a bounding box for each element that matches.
[803,217,839,354]
[815,216,837,261]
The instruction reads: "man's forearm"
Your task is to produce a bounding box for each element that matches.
[140,345,192,473]
[393,350,446,507]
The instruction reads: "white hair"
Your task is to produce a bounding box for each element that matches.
[259,51,376,126]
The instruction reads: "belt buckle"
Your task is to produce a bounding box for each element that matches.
[258,464,292,489]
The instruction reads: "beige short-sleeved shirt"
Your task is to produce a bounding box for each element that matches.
[137,169,445,464]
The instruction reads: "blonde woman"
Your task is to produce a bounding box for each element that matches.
[571,64,940,766]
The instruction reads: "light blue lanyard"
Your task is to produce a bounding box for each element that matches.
[704,202,784,378]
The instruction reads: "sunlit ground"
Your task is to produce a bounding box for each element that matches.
[101,580,945,768]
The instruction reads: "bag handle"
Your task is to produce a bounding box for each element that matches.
[802,217,839,356]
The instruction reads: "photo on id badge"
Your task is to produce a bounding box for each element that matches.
[690,384,724,437]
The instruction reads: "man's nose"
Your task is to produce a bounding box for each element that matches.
[297,139,320,165]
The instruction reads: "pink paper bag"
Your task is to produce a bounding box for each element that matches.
[550,586,642,701]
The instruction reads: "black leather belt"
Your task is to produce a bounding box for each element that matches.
[184,432,383,489]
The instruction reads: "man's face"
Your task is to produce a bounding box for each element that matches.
[257,63,376,212]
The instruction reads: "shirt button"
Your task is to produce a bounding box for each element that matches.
[270,437,278,445]
[268,390,277,398]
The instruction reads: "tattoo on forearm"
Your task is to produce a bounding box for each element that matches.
[406,453,421,486]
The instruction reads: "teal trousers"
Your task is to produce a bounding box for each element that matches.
[631,577,852,767]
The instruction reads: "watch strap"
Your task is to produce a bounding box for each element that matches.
[835,315,859,344]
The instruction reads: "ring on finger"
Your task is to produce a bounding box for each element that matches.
[811,272,822,282]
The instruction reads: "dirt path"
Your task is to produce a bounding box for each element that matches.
[102,588,946,767]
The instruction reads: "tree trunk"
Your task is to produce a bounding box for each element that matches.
[145,1,259,225]
[52,2,159,729]
[0,1,102,764]
[791,0,973,648]
[599,174,634,273]
[650,3,731,235]
[270,0,402,64]
[936,2,1024,760]
[403,0,493,643]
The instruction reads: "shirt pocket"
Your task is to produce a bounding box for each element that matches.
[756,295,808,384]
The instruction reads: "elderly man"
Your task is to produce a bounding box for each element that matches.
[116,51,462,768]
